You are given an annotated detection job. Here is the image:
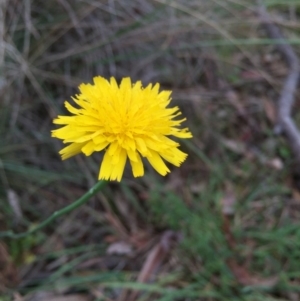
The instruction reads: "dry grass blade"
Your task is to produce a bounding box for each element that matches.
[22,292,91,301]
[124,231,181,301]
[153,0,273,86]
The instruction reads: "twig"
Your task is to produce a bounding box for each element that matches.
[0,181,107,239]
[258,3,300,165]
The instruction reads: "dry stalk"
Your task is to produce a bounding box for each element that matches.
[258,4,300,167]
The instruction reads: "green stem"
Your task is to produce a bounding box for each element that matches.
[0,180,107,240]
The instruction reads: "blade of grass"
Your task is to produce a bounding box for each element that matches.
[0,180,107,239]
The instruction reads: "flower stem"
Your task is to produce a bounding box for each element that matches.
[0,180,107,239]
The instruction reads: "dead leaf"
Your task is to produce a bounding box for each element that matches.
[292,188,300,203]
[137,231,179,284]
[0,243,19,292]
[125,231,181,301]
[266,157,283,170]
[241,69,264,80]
[220,183,236,216]
[91,288,114,301]
[13,293,24,301]
[129,230,154,252]
[7,189,23,223]
[221,138,247,154]
[106,241,133,256]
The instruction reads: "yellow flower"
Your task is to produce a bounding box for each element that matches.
[52,76,192,181]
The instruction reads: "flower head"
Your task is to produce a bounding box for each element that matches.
[52,76,192,181]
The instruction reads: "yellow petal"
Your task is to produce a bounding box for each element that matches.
[53,116,75,125]
[74,130,102,143]
[122,136,136,150]
[64,101,80,115]
[76,126,103,132]
[59,143,85,160]
[146,150,170,176]
[99,151,112,180]
[160,147,187,166]
[129,151,144,177]
[143,137,162,151]
[151,83,160,95]
[93,135,106,144]
[52,125,78,140]
[93,76,110,89]
[99,148,127,181]
[170,128,193,138]
[81,140,96,156]
[108,141,119,156]
[127,148,138,162]
[111,146,122,165]
[120,77,131,91]
[110,148,127,181]
[94,141,109,151]
[136,137,148,156]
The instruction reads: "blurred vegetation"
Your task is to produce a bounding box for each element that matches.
[1,0,300,300]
